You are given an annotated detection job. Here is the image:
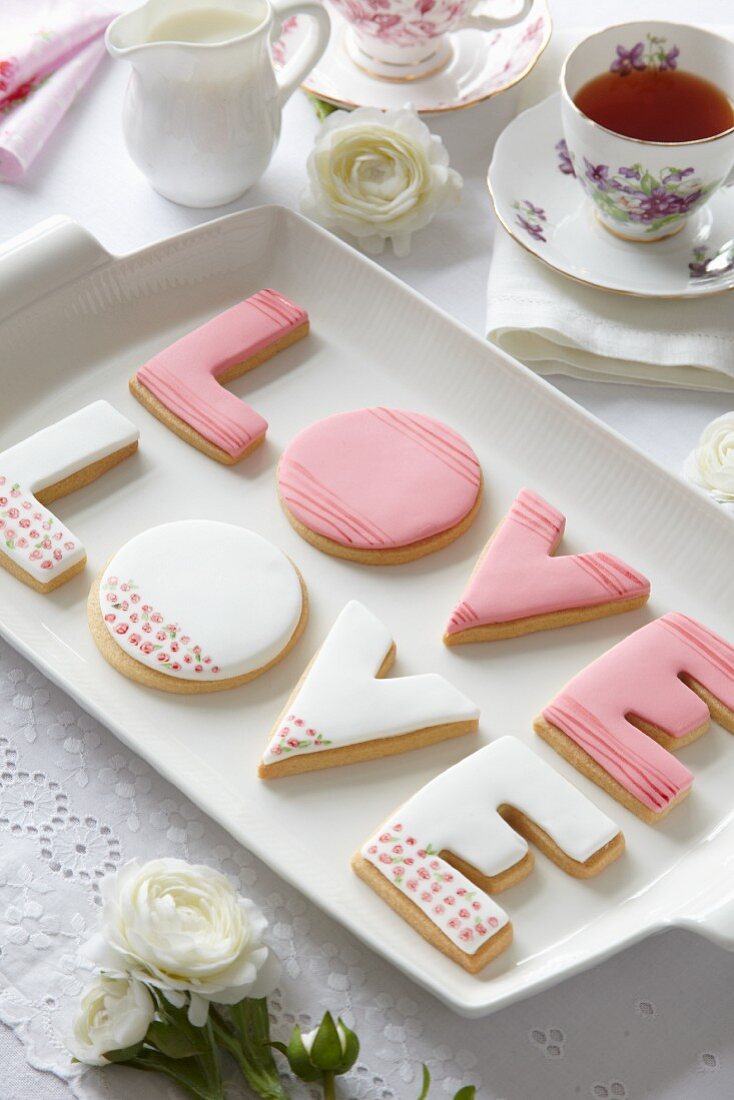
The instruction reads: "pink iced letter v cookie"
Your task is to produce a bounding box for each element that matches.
[445,488,650,643]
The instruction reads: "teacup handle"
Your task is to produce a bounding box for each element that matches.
[273,0,331,105]
[459,0,533,32]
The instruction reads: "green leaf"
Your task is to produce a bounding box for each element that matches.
[285,1025,322,1082]
[336,1018,359,1073]
[102,1042,144,1063]
[311,1012,343,1072]
[639,172,658,195]
[417,1064,431,1100]
[304,90,339,120]
[146,1021,209,1059]
[453,1089,477,1100]
[129,1049,221,1099]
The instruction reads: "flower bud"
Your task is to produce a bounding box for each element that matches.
[278,1012,359,1082]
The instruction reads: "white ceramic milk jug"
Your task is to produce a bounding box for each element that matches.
[106,0,330,207]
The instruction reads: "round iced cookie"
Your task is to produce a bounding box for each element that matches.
[88,521,307,693]
[277,408,483,564]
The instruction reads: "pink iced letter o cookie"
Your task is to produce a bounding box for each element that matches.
[277,408,482,564]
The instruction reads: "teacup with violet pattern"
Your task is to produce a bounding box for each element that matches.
[560,22,734,241]
[329,0,532,81]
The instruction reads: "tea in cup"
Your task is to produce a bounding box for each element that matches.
[329,0,532,81]
[560,22,734,241]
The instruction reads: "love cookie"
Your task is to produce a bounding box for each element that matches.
[353,737,623,972]
[259,600,479,778]
[278,408,482,564]
[445,488,650,643]
[0,401,138,593]
[535,612,734,822]
[88,520,307,692]
[130,289,309,464]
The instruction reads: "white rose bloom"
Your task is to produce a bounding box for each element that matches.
[301,105,462,257]
[87,858,280,1026]
[68,975,154,1066]
[684,412,734,502]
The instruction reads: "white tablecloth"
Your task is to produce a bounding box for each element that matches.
[3,2,734,1098]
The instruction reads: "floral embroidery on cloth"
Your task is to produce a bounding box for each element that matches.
[101,578,220,676]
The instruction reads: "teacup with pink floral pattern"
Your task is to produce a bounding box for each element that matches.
[330,0,532,80]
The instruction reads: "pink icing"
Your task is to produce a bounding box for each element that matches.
[136,289,307,458]
[542,612,734,813]
[447,489,650,633]
[278,408,481,549]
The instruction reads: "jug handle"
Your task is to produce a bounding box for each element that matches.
[272,0,331,105]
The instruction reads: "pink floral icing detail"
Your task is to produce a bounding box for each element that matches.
[267,713,332,756]
[0,477,76,576]
[363,823,506,954]
[101,577,220,676]
[447,488,650,634]
[542,612,734,814]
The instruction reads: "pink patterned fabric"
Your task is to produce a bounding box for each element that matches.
[0,4,117,183]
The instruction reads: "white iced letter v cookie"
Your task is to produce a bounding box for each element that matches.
[259,600,479,777]
[0,401,139,593]
[353,737,624,972]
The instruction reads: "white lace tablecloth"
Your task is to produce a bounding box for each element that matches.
[3,1,734,1098]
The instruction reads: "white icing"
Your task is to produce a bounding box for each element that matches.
[99,521,303,682]
[262,600,479,764]
[0,401,139,583]
[362,737,620,955]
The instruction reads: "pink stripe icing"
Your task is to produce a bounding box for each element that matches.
[136,289,307,458]
[278,408,481,549]
[542,612,734,813]
[447,489,650,633]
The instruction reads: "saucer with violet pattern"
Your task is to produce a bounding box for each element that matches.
[487,93,734,298]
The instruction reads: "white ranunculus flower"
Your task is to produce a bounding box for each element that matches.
[68,975,154,1066]
[684,412,734,502]
[87,858,280,1026]
[301,105,462,257]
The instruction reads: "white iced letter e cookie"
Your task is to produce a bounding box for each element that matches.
[353,738,624,972]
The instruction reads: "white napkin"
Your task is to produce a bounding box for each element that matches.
[485,29,734,391]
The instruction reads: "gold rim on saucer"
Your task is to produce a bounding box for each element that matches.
[485,172,734,300]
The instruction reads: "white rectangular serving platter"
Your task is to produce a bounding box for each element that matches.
[2,205,734,1018]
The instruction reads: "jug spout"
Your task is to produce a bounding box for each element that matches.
[105,3,158,58]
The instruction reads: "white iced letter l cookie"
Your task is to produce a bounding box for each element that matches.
[0,401,139,593]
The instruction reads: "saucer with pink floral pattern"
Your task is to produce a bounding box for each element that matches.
[271,0,550,113]
[488,93,734,298]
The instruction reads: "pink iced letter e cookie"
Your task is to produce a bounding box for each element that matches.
[535,613,734,822]
[353,737,623,972]
[130,289,309,465]
[445,488,650,643]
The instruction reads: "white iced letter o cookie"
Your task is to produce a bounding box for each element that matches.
[88,521,307,693]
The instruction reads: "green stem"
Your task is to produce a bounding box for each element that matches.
[210,1006,289,1100]
[323,1072,336,1100]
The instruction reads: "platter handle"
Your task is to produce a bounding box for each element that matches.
[0,216,111,324]
[672,883,734,950]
